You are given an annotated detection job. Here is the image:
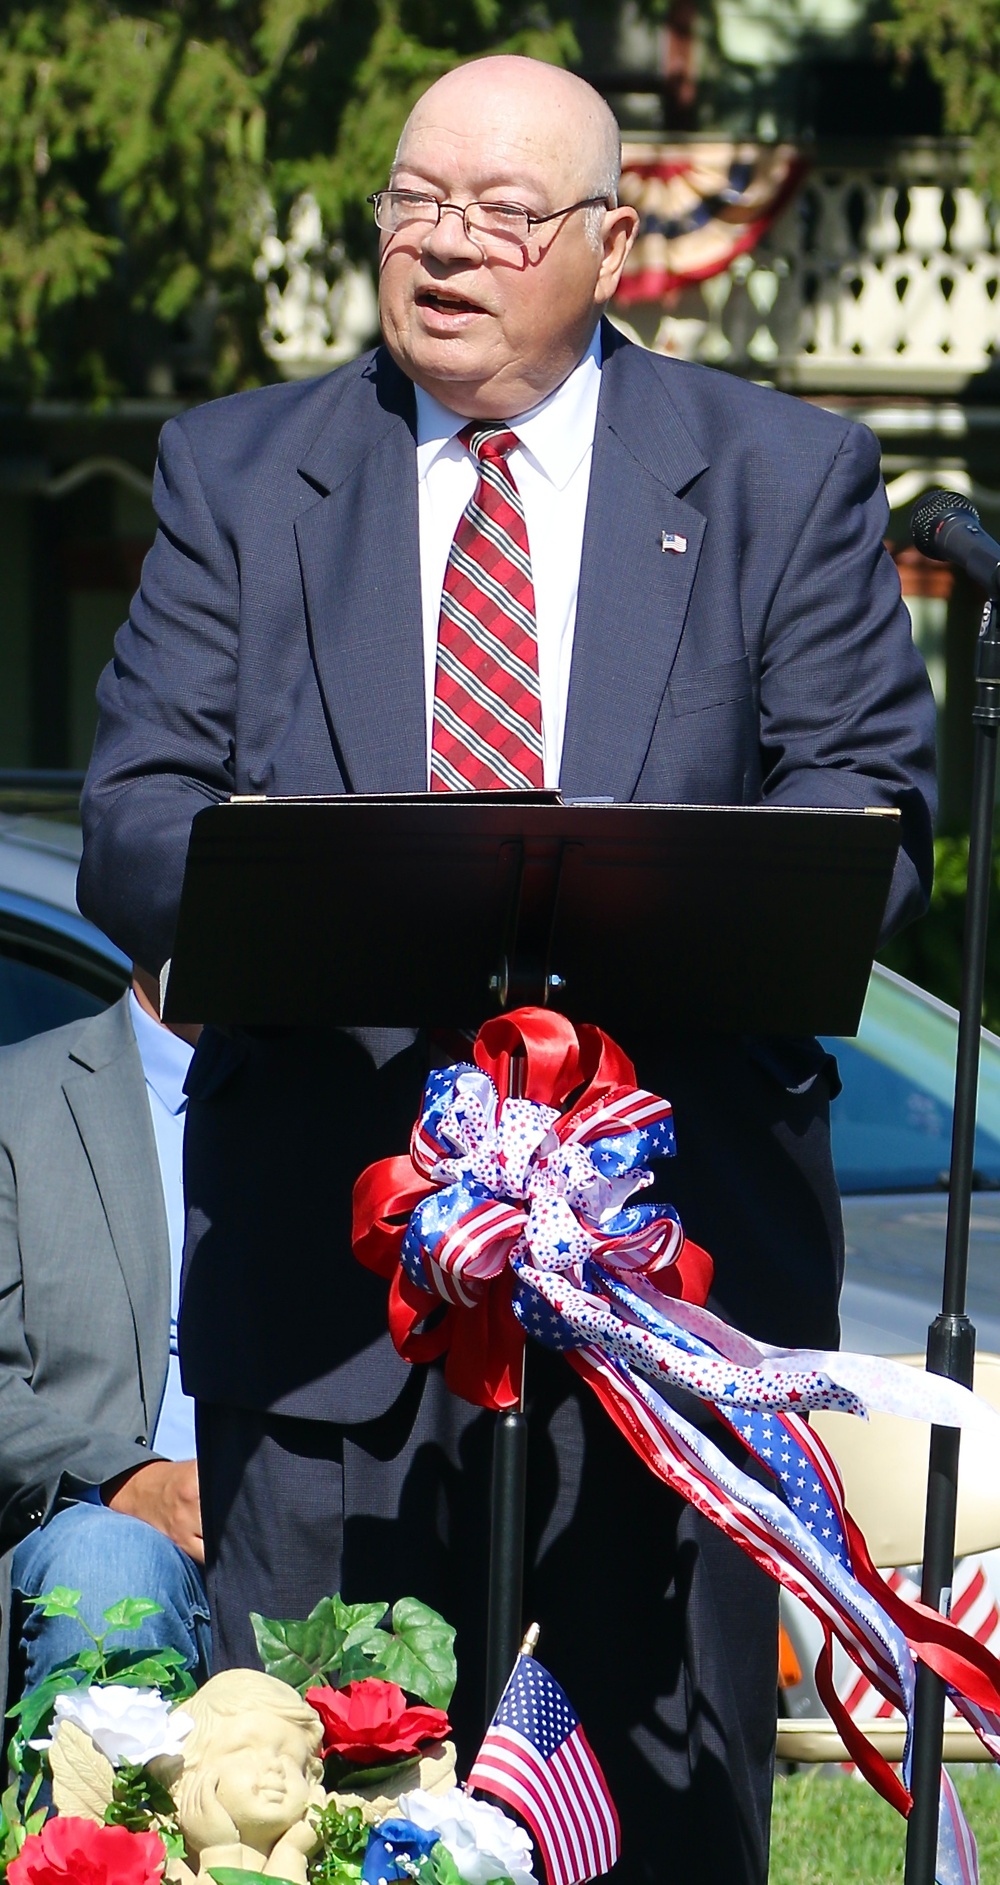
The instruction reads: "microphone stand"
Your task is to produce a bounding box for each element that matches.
[904,588,1000,1883]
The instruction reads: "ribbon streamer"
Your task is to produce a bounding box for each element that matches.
[353,1008,1000,1883]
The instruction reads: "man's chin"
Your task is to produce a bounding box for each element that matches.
[385,334,494,407]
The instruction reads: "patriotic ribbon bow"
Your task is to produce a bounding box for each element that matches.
[401,1061,684,1305]
[353,1007,714,1410]
[353,1007,1000,1884]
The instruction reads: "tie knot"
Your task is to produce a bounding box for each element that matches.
[462,421,518,466]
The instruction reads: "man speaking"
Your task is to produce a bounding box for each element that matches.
[79,54,936,1885]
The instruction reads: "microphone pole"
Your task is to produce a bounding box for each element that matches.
[904,491,1000,1884]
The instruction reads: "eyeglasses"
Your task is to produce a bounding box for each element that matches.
[368,189,610,252]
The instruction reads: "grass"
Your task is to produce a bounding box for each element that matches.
[769,1770,1000,1882]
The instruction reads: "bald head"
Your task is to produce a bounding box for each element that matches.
[395,57,621,213]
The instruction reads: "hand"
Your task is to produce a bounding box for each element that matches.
[101,1457,204,1563]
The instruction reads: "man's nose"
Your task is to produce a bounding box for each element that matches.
[421,202,483,264]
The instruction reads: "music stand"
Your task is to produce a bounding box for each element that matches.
[165,791,900,1714]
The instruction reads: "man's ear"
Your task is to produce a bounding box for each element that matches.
[595,204,640,308]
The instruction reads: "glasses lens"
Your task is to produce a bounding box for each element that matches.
[377,192,440,232]
[466,203,531,248]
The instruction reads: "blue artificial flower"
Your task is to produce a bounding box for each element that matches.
[363,1816,441,1885]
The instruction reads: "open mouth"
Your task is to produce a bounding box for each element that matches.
[415,287,485,316]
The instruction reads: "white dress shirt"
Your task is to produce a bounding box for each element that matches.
[128,991,197,1462]
[415,329,602,787]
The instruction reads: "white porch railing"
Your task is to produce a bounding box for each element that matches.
[256,143,1000,397]
[617,140,1000,395]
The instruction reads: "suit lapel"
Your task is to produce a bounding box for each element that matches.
[63,1000,170,1424]
[295,352,427,792]
[561,331,709,801]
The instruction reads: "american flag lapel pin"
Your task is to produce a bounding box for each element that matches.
[661,530,688,554]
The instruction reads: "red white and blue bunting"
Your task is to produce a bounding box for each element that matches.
[616,141,808,302]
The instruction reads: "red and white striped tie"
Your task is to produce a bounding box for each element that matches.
[430,422,544,792]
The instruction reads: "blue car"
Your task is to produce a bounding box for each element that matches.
[0,807,128,1045]
[826,966,1000,1356]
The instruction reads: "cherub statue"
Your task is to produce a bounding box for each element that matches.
[153,1670,326,1883]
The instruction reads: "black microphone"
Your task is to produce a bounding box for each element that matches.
[912,489,1000,595]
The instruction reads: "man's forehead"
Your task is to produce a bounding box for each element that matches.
[393,111,579,199]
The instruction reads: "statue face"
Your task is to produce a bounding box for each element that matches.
[209,1711,314,1848]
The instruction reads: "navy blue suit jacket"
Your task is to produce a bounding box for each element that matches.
[78,324,936,1420]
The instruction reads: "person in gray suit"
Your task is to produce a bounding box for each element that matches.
[0,978,210,1707]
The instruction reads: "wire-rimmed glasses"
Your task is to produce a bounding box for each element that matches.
[368,189,609,253]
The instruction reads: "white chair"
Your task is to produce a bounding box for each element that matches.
[776,1352,1000,1764]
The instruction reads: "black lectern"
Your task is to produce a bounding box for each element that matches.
[164,793,899,1034]
[164,792,900,1715]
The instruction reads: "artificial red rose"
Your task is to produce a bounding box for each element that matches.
[8,1816,166,1885]
[306,1677,451,1764]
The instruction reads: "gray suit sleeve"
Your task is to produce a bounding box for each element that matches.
[0,1143,157,1547]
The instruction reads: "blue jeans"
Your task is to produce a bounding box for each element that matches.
[10,1503,211,1696]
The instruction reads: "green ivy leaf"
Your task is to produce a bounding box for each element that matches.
[330,1596,391,1652]
[6,1669,83,1738]
[335,1643,386,1687]
[26,1587,83,1621]
[102,1597,164,1633]
[251,1596,387,1692]
[100,1646,196,1699]
[379,1597,457,1710]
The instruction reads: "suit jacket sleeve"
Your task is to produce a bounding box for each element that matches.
[756,418,934,938]
[78,414,239,970]
[0,1142,158,1547]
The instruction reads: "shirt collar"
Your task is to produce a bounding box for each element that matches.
[128,990,195,1116]
[414,326,602,493]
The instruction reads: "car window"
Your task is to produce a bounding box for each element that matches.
[824,968,1000,1193]
[0,953,107,1046]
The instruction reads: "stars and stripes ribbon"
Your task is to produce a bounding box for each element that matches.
[352,1006,1000,1883]
[430,424,544,792]
[468,1655,620,1885]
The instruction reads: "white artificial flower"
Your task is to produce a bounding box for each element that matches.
[397,1785,537,1885]
[48,1686,194,1767]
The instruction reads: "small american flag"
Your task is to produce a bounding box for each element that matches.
[468,1653,620,1885]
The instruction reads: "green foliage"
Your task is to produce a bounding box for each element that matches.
[5,1588,196,1780]
[878,833,1000,1032]
[252,1592,457,1708]
[881,0,1000,193]
[0,1773,46,1880]
[0,0,581,402]
[376,1595,460,1709]
[104,1759,184,1857]
[308,1799,369,1884]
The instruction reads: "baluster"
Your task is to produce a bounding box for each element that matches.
[903,184,948,259]
[698,270,733,363]
[746,267,780,363]
[950,188,991,259]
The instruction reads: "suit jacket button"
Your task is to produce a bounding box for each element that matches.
[27,1509,42,1525]
[136,1436,147,1446]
